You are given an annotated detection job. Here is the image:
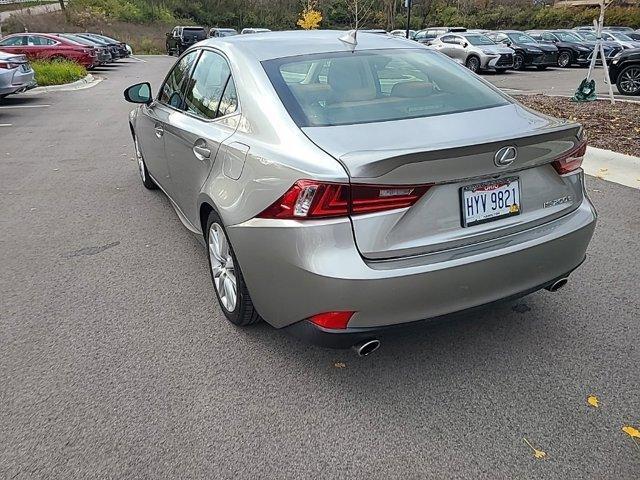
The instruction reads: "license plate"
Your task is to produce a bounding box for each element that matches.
[461,177,521,227]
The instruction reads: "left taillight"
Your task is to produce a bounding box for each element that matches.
[0,62,20,69]
[257,180,431,219]
[551,140,587,175]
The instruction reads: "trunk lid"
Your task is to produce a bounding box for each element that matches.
[302,103,584,260]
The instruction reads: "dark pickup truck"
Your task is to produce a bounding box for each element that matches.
[166,26,207,56]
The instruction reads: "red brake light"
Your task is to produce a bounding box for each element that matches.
[258,180,431,219]
[309,311,355,329]
[551,140,587,175]
[0,62,19,69]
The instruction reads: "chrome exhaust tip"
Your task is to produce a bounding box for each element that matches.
[546,278,569,292]
[352,339,381,357]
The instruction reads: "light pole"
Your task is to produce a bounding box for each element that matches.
[405,0,412,39]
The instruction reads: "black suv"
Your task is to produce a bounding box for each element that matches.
[166,26,207,56]
[526,30,594,67]
[488,30,558,70]
[609,49,640,96]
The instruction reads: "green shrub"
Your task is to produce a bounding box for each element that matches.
[31,60,87,87]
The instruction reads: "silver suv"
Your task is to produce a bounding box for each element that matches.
[429,32,515,73]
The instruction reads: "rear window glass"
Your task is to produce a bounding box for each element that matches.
[263,48,509,127]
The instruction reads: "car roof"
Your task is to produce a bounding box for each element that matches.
[198,30,419,61]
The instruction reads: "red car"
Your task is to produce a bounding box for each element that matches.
[0,33,98,69]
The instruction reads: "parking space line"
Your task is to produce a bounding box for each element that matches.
[0,123,12,127]
[0,104,51,109]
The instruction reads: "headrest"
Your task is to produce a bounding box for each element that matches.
[390,81,434,98]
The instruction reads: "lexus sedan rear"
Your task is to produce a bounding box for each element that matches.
[124,31,596,351]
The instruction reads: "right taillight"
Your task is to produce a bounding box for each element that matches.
[551,140,587,175]
[257,180,431,219]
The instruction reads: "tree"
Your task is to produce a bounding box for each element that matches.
[297,0,323,29]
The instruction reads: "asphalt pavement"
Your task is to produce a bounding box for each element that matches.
[483,64,640,101]
[1,56,639,479]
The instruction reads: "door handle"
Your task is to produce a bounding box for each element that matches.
[193,144,211,161]
[154,125,164,138]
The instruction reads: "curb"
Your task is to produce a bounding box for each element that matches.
[583,146,640,189]
[26,73,102,94]
[507,89,640,104]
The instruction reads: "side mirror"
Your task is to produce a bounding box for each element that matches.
[505,41,512,47]
[166,32,171,37]
[462,42,468,48]
[124,82,152,105]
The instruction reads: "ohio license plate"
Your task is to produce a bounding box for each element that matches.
[461,178,521,227]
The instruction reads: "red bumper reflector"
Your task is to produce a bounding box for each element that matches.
[309,311,355,330]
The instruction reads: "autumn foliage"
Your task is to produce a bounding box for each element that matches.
[297,2,323,30]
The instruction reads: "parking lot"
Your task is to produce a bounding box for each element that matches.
[1,55,639,478]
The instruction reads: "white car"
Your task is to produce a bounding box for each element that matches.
[0,51,36,98]
[241,28,271,35]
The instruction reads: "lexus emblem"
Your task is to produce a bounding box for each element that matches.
[494,146,517,167]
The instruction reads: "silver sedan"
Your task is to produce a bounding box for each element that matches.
[429,32,515,72]
[124,31,596,354]
[0,51,35,98]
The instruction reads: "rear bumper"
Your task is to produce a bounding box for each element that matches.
[228,193,596,332]
[283,266,582,349]
[0,68,35,95]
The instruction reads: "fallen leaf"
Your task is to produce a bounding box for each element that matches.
[599,168,608,172]
[623,426,640,438]
[334,362,346,369]
[587,395,599,408]
[523,438,547,459]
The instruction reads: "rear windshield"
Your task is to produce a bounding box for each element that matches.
[263,48,509,127]
[184,28,207,39]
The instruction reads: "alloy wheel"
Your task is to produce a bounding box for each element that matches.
[467,57,480,73]
[618,66,640,95]
[558,52,571,68]
[514,54,524,70]
[208,223,237,312]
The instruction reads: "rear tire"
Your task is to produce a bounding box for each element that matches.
[205,211,261,326]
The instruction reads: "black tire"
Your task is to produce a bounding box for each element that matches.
[513,53,525,71]
[557,51,572,68]
[615,65,640,96]
[133,135,157,190]
[536,65,548,70]
[205,210,261,326]
[466,56,480,73]
[495,68,508,74]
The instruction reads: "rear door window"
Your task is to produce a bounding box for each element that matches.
[0,36,25,46]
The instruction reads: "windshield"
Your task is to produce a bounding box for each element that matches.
[554,31,582,42]
[611,32,633,41]
[463,34,495,46]
[577,32,597,41]
[508,32,537,44]
[183,28,206,39]
[263,48,509,127]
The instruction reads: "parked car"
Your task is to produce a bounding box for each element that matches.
[390,29,416,39]
[54,33,113,64]
[122,31,596,352]
[429,32,514,73]
[603,26,635,33]
[0,33,98,68]
[600,31,640,50]
[609,49,640,96]
[526,30,595,67]
[627,32,640,41]
[570,30,625,62]
[208,28,238,38]
[76,33,128,60]
[414,27,466,45]
[166,26,207,55]
[488,30,558,70]
[240,28,271,34]
[0,51,36,98]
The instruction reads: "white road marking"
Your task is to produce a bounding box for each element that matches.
[0,104,51,109]
[584,147,640,190]
[0,123,12,127]
[129,56,147,63]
